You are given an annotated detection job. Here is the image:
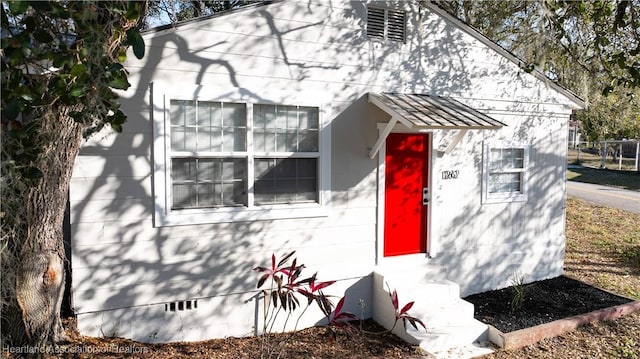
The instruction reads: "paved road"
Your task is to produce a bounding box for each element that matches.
[567,181,640,214]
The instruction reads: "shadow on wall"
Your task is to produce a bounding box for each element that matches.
[430,116,568,296]
[68,0,564,341]
[69,1,376,340]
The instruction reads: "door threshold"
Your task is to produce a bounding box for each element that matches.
[377,253,430,267]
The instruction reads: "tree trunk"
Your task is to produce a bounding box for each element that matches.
[1,109,85,349]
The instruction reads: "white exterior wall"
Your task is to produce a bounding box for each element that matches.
[428,112,569,296]
[70,0,577,341]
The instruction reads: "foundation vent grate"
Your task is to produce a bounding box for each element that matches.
[165,299,198,312]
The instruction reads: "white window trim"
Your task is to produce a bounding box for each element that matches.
[151,85,331,227]
[482,142,529,204]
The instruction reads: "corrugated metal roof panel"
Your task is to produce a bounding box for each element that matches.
[369,93,505,129]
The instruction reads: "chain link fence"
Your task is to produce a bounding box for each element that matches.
[568,140,640,172]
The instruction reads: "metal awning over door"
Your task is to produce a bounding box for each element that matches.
[368,93,505,158]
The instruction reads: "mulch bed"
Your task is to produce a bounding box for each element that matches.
[464,275,633,333]
[36,318,421,359]
[2,276,634,358]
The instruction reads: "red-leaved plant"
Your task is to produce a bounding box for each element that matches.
[320,295,357,338]
[252,251,426,357]
[297,272,335,305]
[253,251,358,357]
[388,286,426,332]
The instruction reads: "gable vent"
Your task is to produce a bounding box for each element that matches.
[367,7,385,40]
[387,9,406,42]
[366,6,406,43]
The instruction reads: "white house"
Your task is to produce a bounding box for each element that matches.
[68,0,584,355]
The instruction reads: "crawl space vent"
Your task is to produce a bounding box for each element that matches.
[165,299,198,312]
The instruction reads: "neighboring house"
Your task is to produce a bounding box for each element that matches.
[69,0,584,354]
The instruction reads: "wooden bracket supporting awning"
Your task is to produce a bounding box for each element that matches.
[368,93,505,158]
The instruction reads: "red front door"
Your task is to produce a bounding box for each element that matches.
[384,133,429,257]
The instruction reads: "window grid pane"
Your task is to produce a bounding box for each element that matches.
[254,158,318,205]
[489,173,522,193]
[490,148,524,171]
[489,147,525,194]
[253,104,319,152]
[171,158,246,209]
[170,100,247,152]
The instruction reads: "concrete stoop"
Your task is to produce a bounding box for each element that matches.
[372,268,493,358]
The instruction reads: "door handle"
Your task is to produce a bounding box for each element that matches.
[422,187,429,205]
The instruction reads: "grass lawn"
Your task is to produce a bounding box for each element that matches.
[567,166,640,191]
[487,198,640,358]
[565,198,640,300]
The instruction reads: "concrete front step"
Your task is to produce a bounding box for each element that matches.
[409,297,475,327]
[372,269,490,357]
[373,272,461,300]
[408,318,489,353]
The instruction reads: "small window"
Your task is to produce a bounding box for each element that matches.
[482,143,529,203]
[366,6,406,43]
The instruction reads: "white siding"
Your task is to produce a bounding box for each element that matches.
[428,110,568,295]
[70,0,576,342]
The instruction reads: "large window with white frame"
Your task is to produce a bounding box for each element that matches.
[482,143,529,204]
[156,98,328,226]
